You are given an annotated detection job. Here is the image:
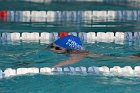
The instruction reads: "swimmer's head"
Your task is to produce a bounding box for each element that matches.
[49,43,68,54]
[54,35,84,50]
[47,35,84,54]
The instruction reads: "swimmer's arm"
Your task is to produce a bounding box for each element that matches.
[88,52,140,60]
[87,52,126,60]
[87,52,117,59]
[52,57,84,68]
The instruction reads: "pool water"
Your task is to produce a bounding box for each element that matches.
[0,40,140,70]
[1,75,140,93]
[0,40,140,93]
[1,0,140,93]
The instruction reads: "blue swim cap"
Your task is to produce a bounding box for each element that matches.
[54,35,84,50]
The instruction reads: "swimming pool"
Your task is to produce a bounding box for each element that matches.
[1,0,140,93]
[0,32,140,93]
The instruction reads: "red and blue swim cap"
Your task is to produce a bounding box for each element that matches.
[54,35,84,50]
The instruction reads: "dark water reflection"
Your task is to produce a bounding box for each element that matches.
[0,0,140,32]
[0,0,140,10]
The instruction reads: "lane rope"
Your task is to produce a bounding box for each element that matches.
[1,66,140,79]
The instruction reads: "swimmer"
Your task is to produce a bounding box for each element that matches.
[47,35,140,67]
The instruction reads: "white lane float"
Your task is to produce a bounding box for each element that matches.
[4,68,16,78]
[0,69,3,79]
[40,67,52,74]
[31,11,46,22]
[69,32,77,36]
[46,11,55,22]
[96,32,115,43]
[11,32,21,41]
[134,66,140,76]
[110,66,122,76]
[40,32,51,44]
[21,32,40,41]
[115,32,125,44]
[17,68,39,75]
